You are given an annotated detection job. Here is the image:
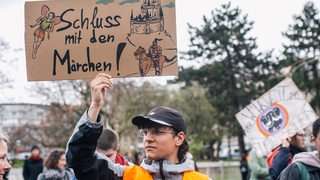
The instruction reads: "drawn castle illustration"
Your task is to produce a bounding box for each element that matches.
[130,0,164,34]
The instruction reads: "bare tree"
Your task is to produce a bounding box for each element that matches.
[0,39,15,99]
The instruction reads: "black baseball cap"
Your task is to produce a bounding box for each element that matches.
[132,106,187,134]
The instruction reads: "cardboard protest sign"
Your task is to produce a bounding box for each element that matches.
[236,78,318,157]
[25,0,177,81]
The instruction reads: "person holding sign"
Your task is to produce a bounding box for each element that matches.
[267,130,306,180]
[66,73,210,180]
[278,118,320,180]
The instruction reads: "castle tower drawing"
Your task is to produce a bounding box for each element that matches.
[130,0,164,34]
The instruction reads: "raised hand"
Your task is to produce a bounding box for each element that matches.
[88,73,113,121]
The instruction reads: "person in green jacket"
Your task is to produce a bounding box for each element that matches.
[248,148,270,180]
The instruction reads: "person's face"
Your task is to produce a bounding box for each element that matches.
[31,148,41,157]
[141,126,184,163]
[57,154,66,170]
[291,130,306,149]
[99,148,117,163]
[0,140,11,180]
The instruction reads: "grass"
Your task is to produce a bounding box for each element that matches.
[10,159,24,168]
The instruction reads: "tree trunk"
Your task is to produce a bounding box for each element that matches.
[238,130,246,155]
[215,140,222,160]
[208,140,215,161]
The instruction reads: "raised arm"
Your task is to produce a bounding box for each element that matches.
[66,73,116,179]
[88,73,112,121]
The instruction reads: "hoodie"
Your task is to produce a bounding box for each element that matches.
[140,159,194,179]
[292,151,320,168]
[278,151,320,180]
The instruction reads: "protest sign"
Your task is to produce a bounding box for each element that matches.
[25,0,177,81]
[235,78,318,157]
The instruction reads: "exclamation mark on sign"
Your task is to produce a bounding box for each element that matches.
[116,42,127,76]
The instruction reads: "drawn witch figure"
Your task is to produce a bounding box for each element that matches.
[30,5,61,59]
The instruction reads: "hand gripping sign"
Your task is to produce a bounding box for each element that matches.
[235,78,318,157]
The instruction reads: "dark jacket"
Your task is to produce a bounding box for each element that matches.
[269,145,305,180]
[278,151,320,180]
[23,158,43,180]
[66,113,115,179]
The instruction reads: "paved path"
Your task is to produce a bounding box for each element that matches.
[7,168,23,180]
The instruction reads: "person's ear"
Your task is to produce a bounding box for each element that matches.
[311,135,315,141]
[175,132,185,146]
[311,135,316,145]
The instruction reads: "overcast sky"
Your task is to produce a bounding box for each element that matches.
[1,0,318,52]
[0,0,319,103]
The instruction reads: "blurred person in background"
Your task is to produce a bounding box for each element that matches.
[248,148,270,180]
[23,145,44,180]
[123,151,133,163]
[96,128,129,165]
[0,130,11,180]
[133,151,143,165]
[37,149,73,180]
[240,151,249,180]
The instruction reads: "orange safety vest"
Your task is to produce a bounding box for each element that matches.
[123,165,210,180]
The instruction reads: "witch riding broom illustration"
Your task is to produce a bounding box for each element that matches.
[30,5,61,59]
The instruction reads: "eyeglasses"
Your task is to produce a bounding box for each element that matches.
[139,128,175,137]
